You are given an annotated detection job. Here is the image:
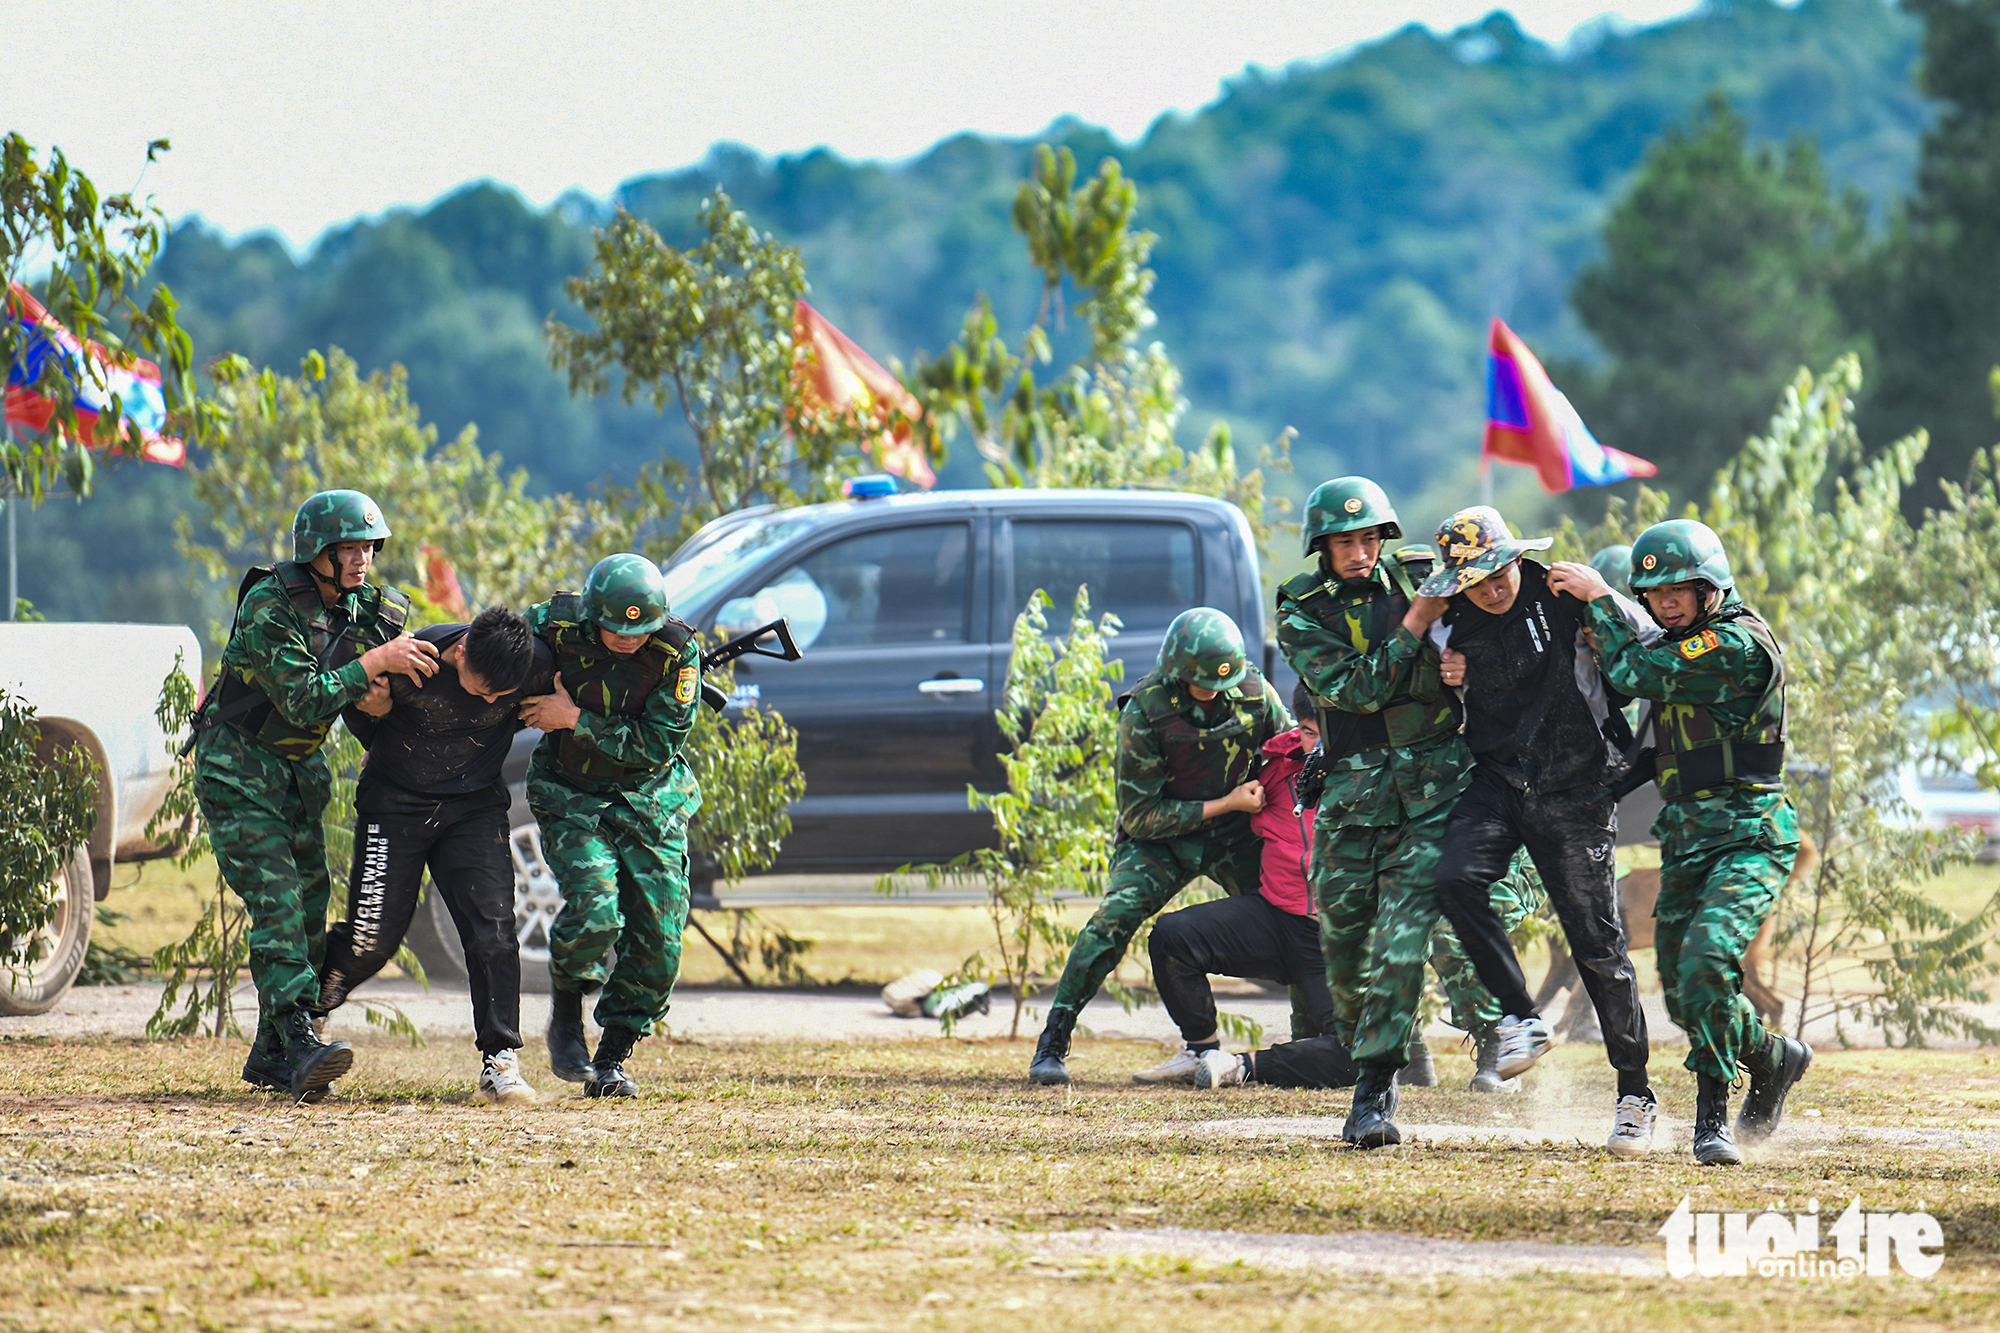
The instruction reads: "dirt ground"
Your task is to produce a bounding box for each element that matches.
[1,1037,1998,1332]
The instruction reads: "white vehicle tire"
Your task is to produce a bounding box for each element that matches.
[0,847,94,1017]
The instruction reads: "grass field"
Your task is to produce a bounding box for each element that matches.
[1,1036,1997,1331]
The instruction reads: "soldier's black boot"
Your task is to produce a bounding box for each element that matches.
[279,1005,353,1100]
[1397,1034,1437,1088]
[1343,1062,1403,1149]
[1736,1031,1813,1145]
[1691,1073,1744,1166]
[1468,1026,1518,1094]
[1028,1006,1078,1085]
[585,1024,641,1098]
[547,987,592,1084]
[242,1008,285,1090]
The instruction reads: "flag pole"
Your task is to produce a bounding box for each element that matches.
[3,419,14,622]
[1479,455,1493,507]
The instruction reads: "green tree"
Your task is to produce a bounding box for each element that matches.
[1,133,215,501]
[182,348,611,629]
[0,689,97,967]
[547,190,880,551]
[1566,94,1868,500]
[909,146,1291,564]
[1851,0,2000,501]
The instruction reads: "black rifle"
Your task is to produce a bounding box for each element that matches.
[698,618,803,713]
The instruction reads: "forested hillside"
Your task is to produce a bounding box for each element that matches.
[18,0,1927,621]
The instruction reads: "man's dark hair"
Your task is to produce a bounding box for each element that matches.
[463,605,534,695]
[1291,678,1315,721]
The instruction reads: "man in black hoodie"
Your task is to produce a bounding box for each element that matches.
[1407,506,1658,1159]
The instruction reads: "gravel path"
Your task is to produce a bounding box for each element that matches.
[1023,1226,1659,1278]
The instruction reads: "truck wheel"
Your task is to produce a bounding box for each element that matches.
[0,847,94,1017]
[400,824,560,994]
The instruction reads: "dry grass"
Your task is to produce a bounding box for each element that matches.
[1,1036,1998,1331]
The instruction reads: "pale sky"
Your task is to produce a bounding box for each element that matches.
[8,1,1702,253]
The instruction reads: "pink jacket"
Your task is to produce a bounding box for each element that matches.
[1249,728,1316,915]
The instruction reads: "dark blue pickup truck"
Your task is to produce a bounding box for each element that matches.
[407,486,1277,986]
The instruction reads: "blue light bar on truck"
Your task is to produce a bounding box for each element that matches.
[844,474,897,499]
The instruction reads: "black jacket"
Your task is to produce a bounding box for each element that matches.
[343,622,555,812]
[1443,559,1624,797]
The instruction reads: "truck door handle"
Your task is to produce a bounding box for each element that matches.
[918,678,986,696]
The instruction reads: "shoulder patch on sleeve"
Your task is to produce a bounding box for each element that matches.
[674,664,699,704]
[1678,628,1722,660]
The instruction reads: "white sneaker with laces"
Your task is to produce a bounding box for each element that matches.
[1606,1094,1658,1159]
[477,1049,538,1106]
[1493,1014,1552,1079]
[1131,1048,1203,1085]
[1194,1049,1248,1089]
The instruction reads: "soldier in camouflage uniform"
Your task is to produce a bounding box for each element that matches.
[521,553,703,1099]
[1277,478,1485,1147]
[1551,521,1812,1165]
[191,490,439,1099]
[1027,608,1292,1085]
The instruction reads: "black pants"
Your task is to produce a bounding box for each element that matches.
[1433,764,1649,1080]
[319,792,522,1054]
[1150,893,1359,1089]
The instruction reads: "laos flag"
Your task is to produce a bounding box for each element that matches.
[4,282,182,466]
[1482,318,1651,492]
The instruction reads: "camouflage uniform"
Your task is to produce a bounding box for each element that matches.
[1046,666,1292,1014]
[192,565,408,1017]
[1278,556,1474,1067]
[1588,594,1796,1082]
[526,595,703,1034]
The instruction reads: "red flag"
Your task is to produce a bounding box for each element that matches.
[1482,318,1653,492]
[791,299,933,487]
[422,544,471,621]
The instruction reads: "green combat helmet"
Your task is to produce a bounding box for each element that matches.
[1159,607,1249,691]
[583,553,670,635]
[292,489,390,563]
[1629,520,1734,593]
[1301,476,1401,555]
[1589,544,1635,598]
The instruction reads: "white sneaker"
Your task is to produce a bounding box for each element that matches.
[1195,1049,1248,1089]
[1131,1048,1203,1085]
[1606,1094,1658,1159]
[1492,1014,1552,1079]
[477,1049,538,1106]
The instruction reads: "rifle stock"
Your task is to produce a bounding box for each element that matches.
[698,618,803,713]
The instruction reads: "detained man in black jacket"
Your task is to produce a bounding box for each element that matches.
[1405,506,1658,1159]
[315,605,552,1104]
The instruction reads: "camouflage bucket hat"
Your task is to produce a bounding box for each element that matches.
[1159,607,1248,692]
[583,553,669,635]
[1416,505,1553,598]
[293,489,389,563]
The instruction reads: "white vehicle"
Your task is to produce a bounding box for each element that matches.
[1898,758,2000,861]
[0,623,200,1014]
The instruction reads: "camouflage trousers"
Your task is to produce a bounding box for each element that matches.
[1315,803,1514,1067]
[192,725,333,1016]
[1426,852,1548,1035]
[1654,792,1799,1082]
[1047,825,1263,1014]
[528,759,701,1035]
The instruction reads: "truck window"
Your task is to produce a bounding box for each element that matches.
[731,523,971,651]
[1009,519,1198,631]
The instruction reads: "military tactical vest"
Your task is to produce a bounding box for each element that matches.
[1279,556,1459,759]
[539,592,697,787]
[214,562,411,760]
[1126,667,1272,802]
[1652,604,1787,801]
